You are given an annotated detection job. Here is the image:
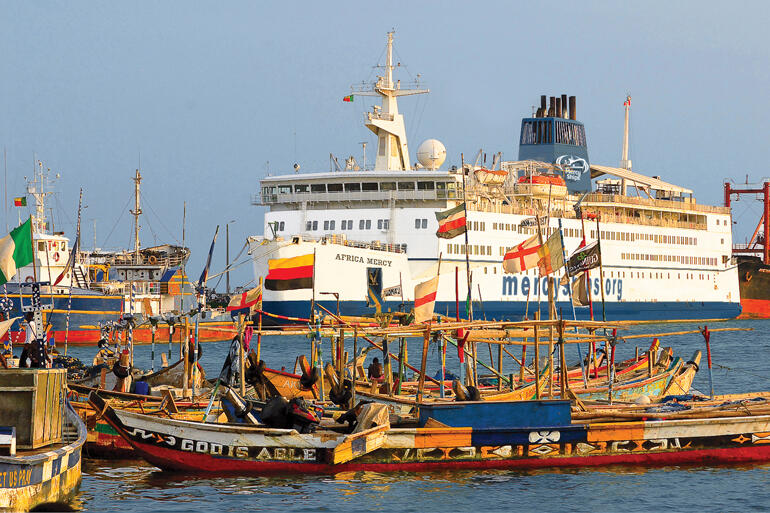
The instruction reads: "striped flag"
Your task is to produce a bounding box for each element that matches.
[435,203,467,239]
[0,218,33,285]
[537,231,565,275]
[13,197,26,207]
[503,234,540,273]
[265,254,314,291]
[342,95,354,102]
[413,275,439,324]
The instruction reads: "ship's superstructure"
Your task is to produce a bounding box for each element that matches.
[248,33,740,322]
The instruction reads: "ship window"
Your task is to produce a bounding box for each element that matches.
[278,185,291,194]
[421,219,427,229]
[378,219,383,230]
[37,241,45,252]
[436,182,447,191]
[415,219,421,229]
[397,181,415,190]
[311,221,317,231]
[359,220,365,230]
[294,184,309,193]
[280,221,286,231]
[327,183,343,192]
[362,182,378,191]
[417,181,435,190]
[341,220,347,230]
[383,219,389,229]
[347,219,352,229]
[306,221,312,231]
[381,182,396,191]
[344,183,361,192]
[311,184,326,193]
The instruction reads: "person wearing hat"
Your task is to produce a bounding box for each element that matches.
[367,357,383,380]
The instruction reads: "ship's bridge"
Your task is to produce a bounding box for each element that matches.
[254,170,464,210]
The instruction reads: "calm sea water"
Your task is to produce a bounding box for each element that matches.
[62,319,770,512]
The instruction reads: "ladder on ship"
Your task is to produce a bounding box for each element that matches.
[72,267,88,288]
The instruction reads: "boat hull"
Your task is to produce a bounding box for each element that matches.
[737,257,770,318]
[92,392,770,475]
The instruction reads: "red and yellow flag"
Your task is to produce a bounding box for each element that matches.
[265,254,314,291]
[342,95,354,102]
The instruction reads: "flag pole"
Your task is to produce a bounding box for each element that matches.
[558,218,587,388]
[595,215,607,322]
[310,248,316,323]
[460,154,472,322]
[29,216,37,283]
[579,211,594,320]
[64,189,82,356]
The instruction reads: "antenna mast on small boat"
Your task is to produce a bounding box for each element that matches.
[620,95,632,195]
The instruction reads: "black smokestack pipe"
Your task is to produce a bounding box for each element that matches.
[540,95,547,113]
[555,97,562,118]
[549,96,555,117]
[561,94,568,118]
[569,96,576,120]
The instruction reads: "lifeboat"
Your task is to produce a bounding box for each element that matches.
[474,168,508,186]
[516,174,567,198]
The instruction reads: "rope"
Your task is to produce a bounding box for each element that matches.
[712,363,770,383]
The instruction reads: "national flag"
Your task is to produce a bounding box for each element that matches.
[342,95,354,102]
[503,234,540,273]
[435,203,467,239]
[566,241,601,276]
[13,197,26,207]
[197,226,220,294]
[0,218,33,286]
[227,285,262,317]
[53,231,80,286]
[265,254,314,291]
[413,275,439,324]
[537,231,565,275]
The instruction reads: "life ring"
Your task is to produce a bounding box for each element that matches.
[25,276,34,283]
[148,255,158,265]
[53,252,60,262]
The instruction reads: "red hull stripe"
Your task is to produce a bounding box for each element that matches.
[128,440,770,475]
[414,291,438,308]
[266,265,314,281]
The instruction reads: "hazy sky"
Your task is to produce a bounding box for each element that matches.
[1,1,768,288]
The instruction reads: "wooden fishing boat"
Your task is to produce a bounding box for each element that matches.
[69,384,218,458]
[89,390,770,474]
[0,369,86,512]
[71,356,208,394]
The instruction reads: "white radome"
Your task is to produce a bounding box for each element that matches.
[416,139,446,170]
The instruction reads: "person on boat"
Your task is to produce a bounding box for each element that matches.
[368,357,383,380]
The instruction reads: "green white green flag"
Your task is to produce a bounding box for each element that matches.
[0,218,33,285]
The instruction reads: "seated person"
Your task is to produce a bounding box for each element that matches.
[367,357,383,380]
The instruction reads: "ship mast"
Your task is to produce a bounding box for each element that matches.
[352,32,429,171]
[27,160,55,235]
[620,95,632,195]
[130,170,142,264]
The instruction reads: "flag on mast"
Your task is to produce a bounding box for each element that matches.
[536,231,565,275]
[342,95,354,102]
[435,203,467,239]
[13,197,26,207]
[264,254,314,291]
[414,275,439,324]
[502,234,541,273]
[0,218,33,286]
[197,226,220,294]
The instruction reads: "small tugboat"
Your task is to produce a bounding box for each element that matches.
[0,282,86,512]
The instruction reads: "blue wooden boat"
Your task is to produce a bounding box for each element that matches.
[417,399,572,429]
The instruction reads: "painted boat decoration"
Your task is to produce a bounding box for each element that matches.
[89,390,770,474]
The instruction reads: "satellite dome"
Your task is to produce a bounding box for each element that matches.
[416,139,446,170]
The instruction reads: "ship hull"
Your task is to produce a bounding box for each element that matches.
[737,257,770,318]
[261,299,741,324]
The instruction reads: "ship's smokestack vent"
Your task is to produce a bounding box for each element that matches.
[569,96,576,120]
[561,94,568,118]
[548,96,555,117]
[555,97,562,118]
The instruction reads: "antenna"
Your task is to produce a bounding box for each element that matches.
[360,142,367,170]
[130,170,142,264]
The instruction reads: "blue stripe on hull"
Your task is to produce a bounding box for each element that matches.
[262,299,742,325]
[2,294,123,335]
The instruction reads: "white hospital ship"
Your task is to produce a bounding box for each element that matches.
[248,33,740,323]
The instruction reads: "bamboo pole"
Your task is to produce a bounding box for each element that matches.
[238,313,246,396]
[534,311,540,399]
[417,327,430,403]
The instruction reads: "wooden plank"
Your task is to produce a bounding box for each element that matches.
[330,424,388,464]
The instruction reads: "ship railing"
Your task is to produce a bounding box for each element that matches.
[253,189,455,205]
[294,234,406,254]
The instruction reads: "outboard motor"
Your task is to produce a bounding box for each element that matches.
[288,397,321,433]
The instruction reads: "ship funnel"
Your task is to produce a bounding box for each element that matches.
[555,97,562,118]
[561,94,568,118]
[540,95,547,116]
[569,96,576,120]
[548,96,555,117]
